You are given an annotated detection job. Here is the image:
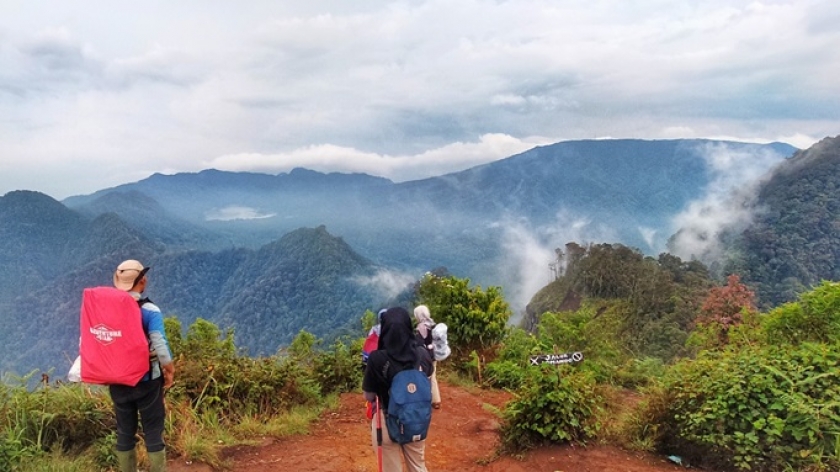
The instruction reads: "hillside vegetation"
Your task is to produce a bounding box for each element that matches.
[0,138,811,377]
[5,136,840,470]
[0,220,384,375]
[2,249,839,471]
[723,135,840,308]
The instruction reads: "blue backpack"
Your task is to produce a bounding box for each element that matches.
[385,361,432,444]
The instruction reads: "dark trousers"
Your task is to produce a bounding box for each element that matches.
[109,376,166,452]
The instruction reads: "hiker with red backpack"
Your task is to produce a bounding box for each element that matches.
[362,308,387,368]
[363,307,434,472]
[107,260,175,472]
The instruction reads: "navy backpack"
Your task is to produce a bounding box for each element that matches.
[385,361,432,444]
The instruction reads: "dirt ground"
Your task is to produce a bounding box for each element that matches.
[167,381,686,472]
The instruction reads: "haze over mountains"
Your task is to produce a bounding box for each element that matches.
[64,139,796,304]
[1,137,823,375]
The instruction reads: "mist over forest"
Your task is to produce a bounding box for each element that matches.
[6,136,839,376]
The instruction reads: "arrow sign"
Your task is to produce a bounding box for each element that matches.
[529,351,584,366]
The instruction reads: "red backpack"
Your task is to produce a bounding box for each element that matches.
[79,287,150,386]
[362,330,379,363]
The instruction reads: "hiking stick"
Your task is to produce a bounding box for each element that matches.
[376,396,383,472]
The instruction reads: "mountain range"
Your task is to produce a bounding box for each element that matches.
[62,139,797,304]
[3,137,827,375]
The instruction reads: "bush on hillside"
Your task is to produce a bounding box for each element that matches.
[485,304,650,389]
[535,307,625,381]
[499,367,604,452]
[483,327,538,389]
[650,343,840,471]
[761,280,840,345]
[416,274,511,371]
[529,243,712,364]
[311,337,364,395]
[170,325,331,420]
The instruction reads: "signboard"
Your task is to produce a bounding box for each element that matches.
[529,351,584,366]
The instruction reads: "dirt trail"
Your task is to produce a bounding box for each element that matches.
[168,381,685,472]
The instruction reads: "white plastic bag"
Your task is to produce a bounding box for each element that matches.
[431,323,450,361]
[68,355,82,382]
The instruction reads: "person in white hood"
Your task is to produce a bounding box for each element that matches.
[413,305,442,409]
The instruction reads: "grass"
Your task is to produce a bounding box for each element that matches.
[595,384,663,452]
[233,395,338,438]
[0,385,340,471]
[437,367,483,392]
[14,449,101,472]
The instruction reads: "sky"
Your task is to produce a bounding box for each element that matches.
[2,0,839,200]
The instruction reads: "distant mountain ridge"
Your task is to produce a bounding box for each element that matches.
[0,138,805,375]
[62,139,797,281]
[58,138,800,310]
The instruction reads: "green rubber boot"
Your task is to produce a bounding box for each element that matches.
[149,449,167,472]
[115,449,137,472]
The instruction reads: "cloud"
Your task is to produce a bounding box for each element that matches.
[490,210,620,317]
[205,205,276,221]
[0,28,104,95]
[204,133,552,182]
[0,1,836,199]
[352,268,417,301]
[638,226,658,249]
[496,222,555,320]
[107,46,206,88]
[667,142,788,262]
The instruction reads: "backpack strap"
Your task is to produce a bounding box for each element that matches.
[136,297,157,378]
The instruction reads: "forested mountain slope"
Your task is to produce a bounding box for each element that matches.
[0,203,386,374]
[724,135,840,307]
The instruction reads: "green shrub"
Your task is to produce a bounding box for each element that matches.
[484,360,528,390]
[653,343,840,471]
[529,305,632,385]
[312,337,363,395]
[762,281,840,345]
[483,328,538,389]
[168,322,324,421]
[613,357,666,389]
[493,327,539,363]
[0,381,113,453]
[417,275,511,369]
[500,367,604,452]
[172,351,321,421]
[0,428,36,472]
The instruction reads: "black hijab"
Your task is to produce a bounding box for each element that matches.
[377,307,418,366]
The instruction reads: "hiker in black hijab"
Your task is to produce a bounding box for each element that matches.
[364,307,433,406]
[362,307,434,472]
[377,307,419,363]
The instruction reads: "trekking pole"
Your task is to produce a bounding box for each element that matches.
[376,396,383,472]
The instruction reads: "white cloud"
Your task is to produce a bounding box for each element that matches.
[491,210,620,316]
[639,227,658,249]
[205,206,276,221]
[352,268,417,300]
[0,0,837,199]
[204,133,551,182]
[667,143,788,261]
